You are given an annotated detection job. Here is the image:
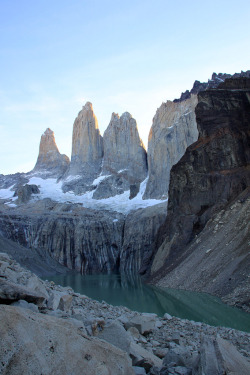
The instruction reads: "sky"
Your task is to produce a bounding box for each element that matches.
[0,0,249,175]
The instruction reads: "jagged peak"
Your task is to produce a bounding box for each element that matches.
[43,128,54,136]
[120,111,132,120]
[82,101,93,110]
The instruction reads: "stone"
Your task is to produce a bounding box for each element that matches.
[58,294,73,312]
[0,279,46,306]
[153,348,169,359]
[125,314,157,334]
[162,346,194,369]
[129,341,162,369]
[0,305,134,375]
[163,313,172,320]
[92,174,130,199]
[33,128,69,176]
[127,326,141,341]
[102,112,147,183]
[143,94,198,199]
[97,321,132,353]
[133,366,147,375]
[14,184,40,203]
[192,335,250,374]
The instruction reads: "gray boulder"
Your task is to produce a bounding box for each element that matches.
[0,305,134,375]
[193,335,250,375]
[14,184,39,203]
[0,279,46,306]
[125,313,157,335]
[97,320,132,353]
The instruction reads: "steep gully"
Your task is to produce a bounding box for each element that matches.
[0,72,250,312]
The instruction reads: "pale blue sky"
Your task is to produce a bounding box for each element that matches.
[0,0,249,174]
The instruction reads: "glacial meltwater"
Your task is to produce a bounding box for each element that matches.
[45,273,250,333]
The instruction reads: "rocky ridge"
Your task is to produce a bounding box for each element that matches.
[150,78,250,311]
[0,253,249,375]
[174,70,250,102]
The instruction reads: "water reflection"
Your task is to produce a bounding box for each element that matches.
[45,273,250,333]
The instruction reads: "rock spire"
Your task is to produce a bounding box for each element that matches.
[68,102,103,179]
[102,112,147,182]
[33,128,69,176]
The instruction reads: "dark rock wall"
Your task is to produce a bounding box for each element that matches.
[150,82,250,285]
[0,203,166,275]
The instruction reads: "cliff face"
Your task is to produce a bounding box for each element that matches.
[33,128,69,176]
[144,95,198,199]
[150,79,250,308]
[0,201,166,275]
[68,102,103,180]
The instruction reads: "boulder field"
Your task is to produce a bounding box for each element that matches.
[0,253,249,375]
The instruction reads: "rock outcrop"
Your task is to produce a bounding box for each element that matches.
[150,79,250,309]
[67,102,103,180]
[120,202,167,274]
[144,94,198,199]
[33,128,69,176]
[103,112,147,182]
[13,184,39,203]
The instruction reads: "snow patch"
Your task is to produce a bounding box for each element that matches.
[0,185,15,200]
[92,175,110,186]
[64,175,82,182]
[0,176,167,214]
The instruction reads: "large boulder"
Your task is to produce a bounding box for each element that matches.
[0,279,45,306]
[14,184,39,203]
[193,335,250,375]
[0,305,134,375]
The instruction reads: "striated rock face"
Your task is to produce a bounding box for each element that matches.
[103,112,147,182]
[143,94,198,199]
[150,80,250,308]
[68,102,103,180]
[33,128,69,176]
[0,205,124,274]
[120,203,167,274]
[0,200,166,275]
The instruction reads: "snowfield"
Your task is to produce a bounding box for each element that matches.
[0,177,167,214]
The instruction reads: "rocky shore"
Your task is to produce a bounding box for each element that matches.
[1,252,249,375]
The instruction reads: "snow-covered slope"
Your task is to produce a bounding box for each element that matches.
[0,176,166,214]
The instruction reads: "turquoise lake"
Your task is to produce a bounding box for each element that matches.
[45,272,250,333]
